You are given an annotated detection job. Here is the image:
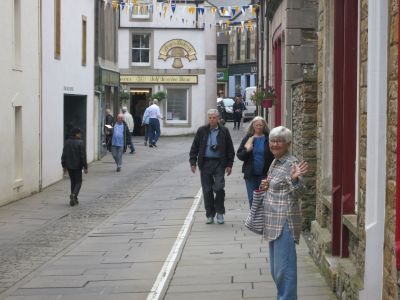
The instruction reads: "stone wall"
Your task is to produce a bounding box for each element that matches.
[384,0,399,299]
[291,68,317,231]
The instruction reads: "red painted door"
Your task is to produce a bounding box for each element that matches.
[396,0,400,270]
[273,38,282,126]
[332,0,358,257]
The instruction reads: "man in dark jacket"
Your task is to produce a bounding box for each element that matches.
[111,113,130,172]
[189,109,235,224]
[61,127,88,206]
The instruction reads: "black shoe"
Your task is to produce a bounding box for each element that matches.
[149,144,153,148]
[116,166,121,172]
[69,194,75,207]
[74,195,79,205]
[153,144,157,147]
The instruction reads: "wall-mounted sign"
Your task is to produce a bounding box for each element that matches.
[64,86,74,92]
[120,75,198,84]
[101,69,120,87]
[217,69,228,81]
[158,39,197,69]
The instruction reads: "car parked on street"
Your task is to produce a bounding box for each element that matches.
[217,98,234,121]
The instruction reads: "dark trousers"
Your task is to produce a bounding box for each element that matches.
[233,112,241,128]
[67,169,82,197]
[200,158,226,217]
[144,124,149,142]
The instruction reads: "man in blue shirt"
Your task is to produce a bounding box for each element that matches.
[189,109,235,224]
[111,113,129,172]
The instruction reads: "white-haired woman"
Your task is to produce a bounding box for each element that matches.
[236,116,274,207]
[260,126,308,300]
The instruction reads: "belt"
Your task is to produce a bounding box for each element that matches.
[204,157,221,160]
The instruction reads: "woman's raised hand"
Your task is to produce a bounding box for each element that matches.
[291,160,308,180]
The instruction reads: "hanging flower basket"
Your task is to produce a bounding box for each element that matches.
[262,98,274,108]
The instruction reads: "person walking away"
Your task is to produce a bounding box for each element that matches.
[233,96,243,130]
[142,100,153,146]
[104,109,114,151]
[189,109,235,224]
[111,114,130,172]
[147,99,162,147]
[236,116,274,207]
[260,126,308,300]
[122,106,135,154]
[61,127,88,206]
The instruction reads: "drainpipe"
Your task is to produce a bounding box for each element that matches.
[38,0,43,191]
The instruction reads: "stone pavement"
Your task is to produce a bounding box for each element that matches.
[0,128,336,300]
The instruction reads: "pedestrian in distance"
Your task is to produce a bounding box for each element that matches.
[189,109,235,224]
[110,113,130,172]
[104,108,114,152]
[147,99,162,147]
[61,127,88,207]
[122,106,135,154]
[236,116,274,207]
[142,100,153,146]
[260,126,308,300]
[232,96,244,130]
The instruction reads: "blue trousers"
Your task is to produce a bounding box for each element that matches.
[111,146,123,167]
[244,175,264,207]
[269,221,297,300]
[149,118,160,145]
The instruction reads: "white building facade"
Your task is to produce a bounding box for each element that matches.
[41,0,95,187]
[0,0,41,206]
[118,1,217,136]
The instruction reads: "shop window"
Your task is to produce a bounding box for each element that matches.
[131,0,151,19]
[166,89,188,124]
[132,33,150,65]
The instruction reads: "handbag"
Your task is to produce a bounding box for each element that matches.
[244,189,265,235]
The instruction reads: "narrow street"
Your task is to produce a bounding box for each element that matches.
[0,129,334,300]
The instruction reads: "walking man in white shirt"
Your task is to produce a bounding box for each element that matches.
[122,106,135,154]
[147,99,162,147]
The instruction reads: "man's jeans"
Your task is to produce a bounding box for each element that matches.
[129,131,135,153]
[269,221,297,300]
[149,118,160,145]
[200,158,225,217]
[111,146,123,167]
[245,175,264,207]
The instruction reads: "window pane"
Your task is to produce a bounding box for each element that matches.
[166,89,187,121]
[132,35,140,48]
[141,49,149,63]
[141,34,150,48]
[132,49,140,62]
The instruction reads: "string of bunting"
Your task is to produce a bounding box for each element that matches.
[103,0,259,28]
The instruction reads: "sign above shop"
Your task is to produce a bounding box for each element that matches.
[158,39,197,69]
[120,75,198,84]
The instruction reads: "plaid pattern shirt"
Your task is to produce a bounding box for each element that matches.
[263,153,304,244]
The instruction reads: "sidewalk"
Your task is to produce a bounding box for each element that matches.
[164,129,336,300]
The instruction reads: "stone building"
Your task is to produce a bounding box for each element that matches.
[256,0,399,299]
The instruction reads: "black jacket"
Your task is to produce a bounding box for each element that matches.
[189,124,235,171]
[236,133,274,179]
[61,138,88,170]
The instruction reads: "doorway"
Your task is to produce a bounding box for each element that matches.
[130,88,151,136]
[64,95,87,145]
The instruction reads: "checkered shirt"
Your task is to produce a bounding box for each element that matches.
[263,153,305,244]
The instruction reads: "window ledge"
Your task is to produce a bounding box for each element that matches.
[13,179,24,190]
[321,194,332,211]
[343,214,358,237]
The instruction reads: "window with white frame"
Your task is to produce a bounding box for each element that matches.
[132,33,150,65]
[166,89,188,124]
[130,0,151,19]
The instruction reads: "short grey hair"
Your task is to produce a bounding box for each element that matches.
[153,99,159,105]
[269,126,292,143]
[246,116,269,135]
[207,108,219,117]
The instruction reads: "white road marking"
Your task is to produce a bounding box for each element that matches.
[146,188,203,300]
